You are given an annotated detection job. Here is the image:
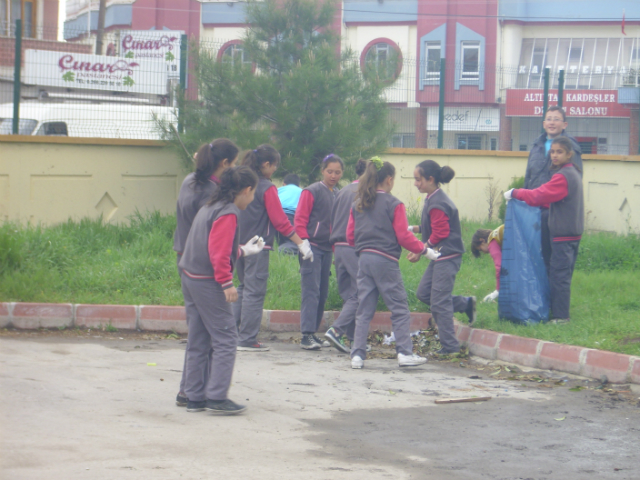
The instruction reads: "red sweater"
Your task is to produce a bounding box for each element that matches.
[294,189,314,240]
[207,214,240,289]
[264,185,295,238]
[512,174,568,208]
[427,208,450,247]
[347,203,426,255]
[488,240,502,290]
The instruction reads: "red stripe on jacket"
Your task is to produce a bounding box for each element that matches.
[294,189,314,240]
[427,208,450,247]
[513,173,568,207]
[208,214,236,288]
[264,185,295,238]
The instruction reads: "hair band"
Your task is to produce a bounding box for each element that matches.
[322,154,335,163]
[370,156,383,171]
[253,149,257,153]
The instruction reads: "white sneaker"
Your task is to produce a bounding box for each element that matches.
[351,355,364,369]
[398,353,427,367]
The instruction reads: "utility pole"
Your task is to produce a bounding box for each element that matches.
[95,0,106,55]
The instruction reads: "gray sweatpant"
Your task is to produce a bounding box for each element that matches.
[300,245,333,334]
[549,240,580,320]
[415,256,468,353]
[177,254,208,395]
[233,250,270,346]
[351,253,413,360]
[182,276,237,401]
[331,245,359,340]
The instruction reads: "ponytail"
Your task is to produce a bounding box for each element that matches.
[354,158,367,177]
[355,158,396,212]
[193,138,239,186]
[241,144,280,177]
[208,166,258,206]
[416,159,455,185]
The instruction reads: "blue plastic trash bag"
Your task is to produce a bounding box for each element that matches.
[498,199,550,324]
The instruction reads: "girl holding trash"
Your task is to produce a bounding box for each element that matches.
[234,145,313,352]
[179,166,263,415]
[408,160,476,354]
[504,136,583,324]
[294,154,343,350]
[470,225,504,303]
[324,158,368,353]
[346,158,431,369]
[173,138,239,407]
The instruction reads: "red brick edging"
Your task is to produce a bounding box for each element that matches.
[1,302,638,385]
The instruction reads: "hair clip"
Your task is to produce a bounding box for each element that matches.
[209,143,214,149]
[322,154,335,162]
[253,149,257,153]
[370,156,383,171]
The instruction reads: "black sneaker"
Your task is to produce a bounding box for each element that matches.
[312,333,330,347]
[435,348,460,356]
[324,327,350,353]
[206,399,247,415]
[301,334,321,350]
[465,296,477,325]
[176,392,188,407]
[186,400,206,412]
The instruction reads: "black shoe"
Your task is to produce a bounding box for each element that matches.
[312,333,330,347]
[324,327,350,353]
[465,296,477,325]
[186,400,206,412]
[435,348,460,356]
[206,399,247,415]
[301,334,321,350]
[176,393,188,407]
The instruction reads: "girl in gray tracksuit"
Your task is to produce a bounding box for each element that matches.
[179,166,263,415]
[409,160,475,355]
[234,145,312,352]
[294,154,344,350]
[324,158,368,352]
[173,139,239,407]
[346,158,433,369]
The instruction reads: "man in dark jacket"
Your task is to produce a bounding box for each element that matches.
[524,105,582,269]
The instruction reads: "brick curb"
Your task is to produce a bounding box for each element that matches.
[2,302,639,385]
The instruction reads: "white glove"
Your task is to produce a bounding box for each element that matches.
[504,189,513,200]
[424,248,441,261]
[483,290,499,303]
[299,239,314,262]
[240,235,265,257]
[407,226,415,233]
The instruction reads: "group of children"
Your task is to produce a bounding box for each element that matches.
[172,133,583,415]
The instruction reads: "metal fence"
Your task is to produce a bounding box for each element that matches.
[2,21,638,154]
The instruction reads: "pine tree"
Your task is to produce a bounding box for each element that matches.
[172,0,393,183]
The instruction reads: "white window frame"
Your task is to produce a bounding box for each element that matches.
[456,134,484,150]
[425,42,441,79]
[461,41,480,81]
[222,43,250,67]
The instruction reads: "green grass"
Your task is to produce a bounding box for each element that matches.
[1,211,639,356]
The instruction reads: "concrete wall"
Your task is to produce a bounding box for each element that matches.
[0,136,186,225]
[384,148,640,235]
[1,137,639,234]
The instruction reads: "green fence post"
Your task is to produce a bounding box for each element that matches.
[557,69,565,110]
[12,19,22,135]
[178,34,188,134]
[437,58,446,149]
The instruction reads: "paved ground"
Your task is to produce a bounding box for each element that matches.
[1,330,639,480]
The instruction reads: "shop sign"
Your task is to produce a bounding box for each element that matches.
[427,107,500,132]
[119,30,183,79]
[24,49,168,95]
[506,89,630,117]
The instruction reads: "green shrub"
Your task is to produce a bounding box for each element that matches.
[498,176,525,222]
[0,223,24,274]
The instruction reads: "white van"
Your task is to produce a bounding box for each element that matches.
[0,102,178,140]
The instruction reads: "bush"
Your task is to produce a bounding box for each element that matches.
[498,176,525,222]
[0,223,24,274]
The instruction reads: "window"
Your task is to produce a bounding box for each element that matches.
[1,0,36,37]
[425,43,441,79]
[461,42,480,80]
[0,117,37,135]
[36,122,68,136]
[362,40,402,84]
[490,138,498,151]
[456,134,483,150]
[391,134,415,148]
[221,43,251,67]
[569,47,582,63]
